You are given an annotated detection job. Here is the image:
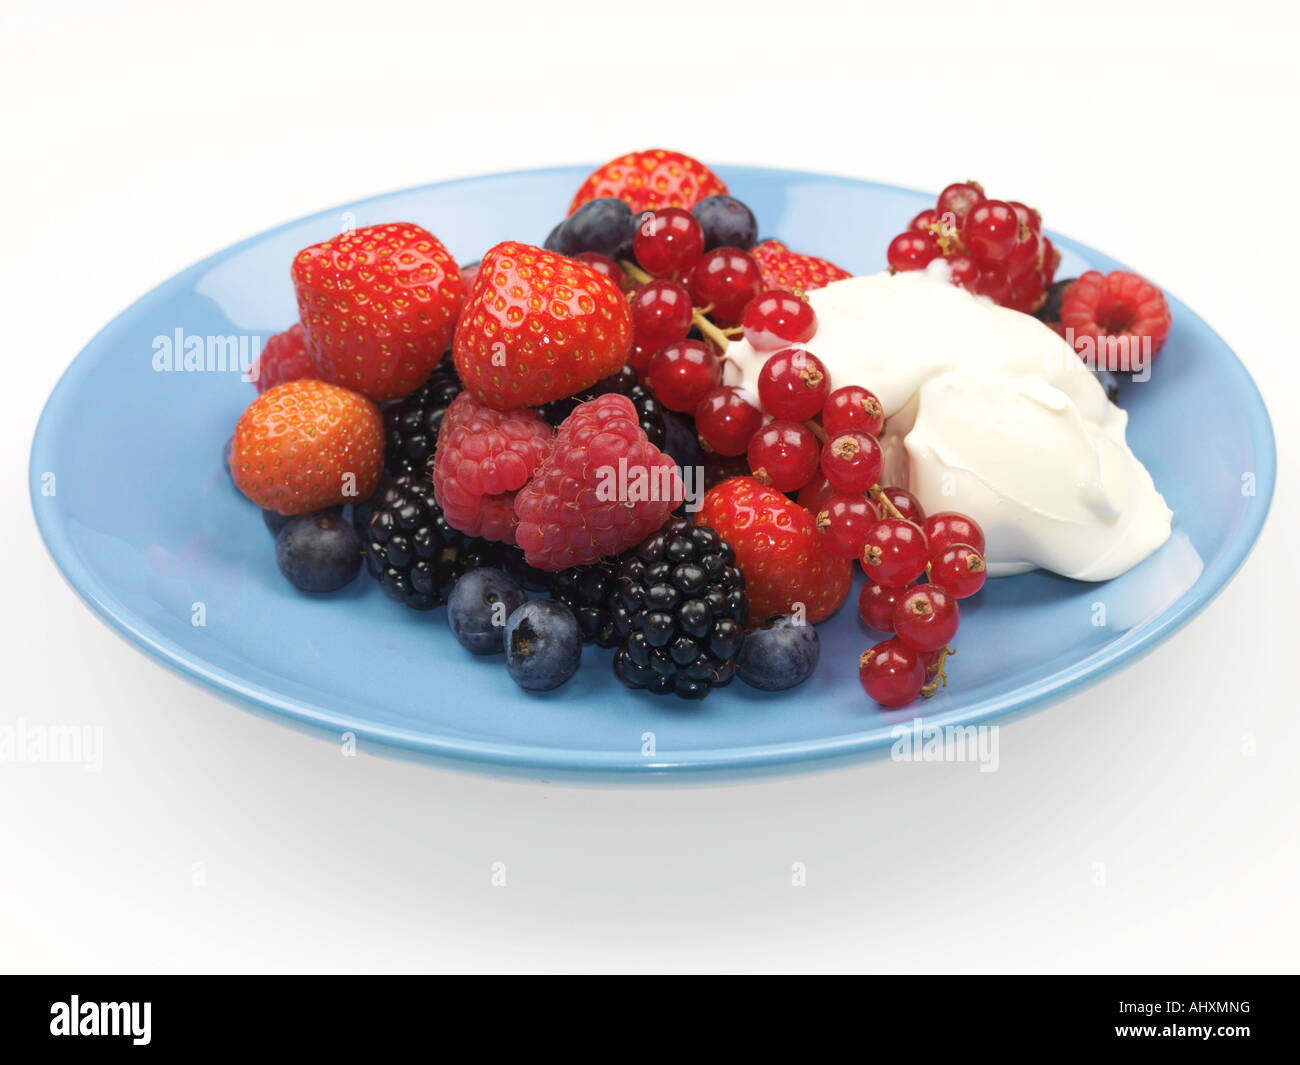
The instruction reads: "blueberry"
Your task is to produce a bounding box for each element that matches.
[692,195,758,251]
[503,599,582,691]
[735,614,820,691]
[544,221,567,252]
[265,504,341,536]
[556,197,636,259]
[263,508,290,535]
[446,568,527,655]
[275,512,362,593]
[1034,277,1076,327]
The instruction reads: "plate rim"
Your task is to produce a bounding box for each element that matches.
[28,164,1278,776]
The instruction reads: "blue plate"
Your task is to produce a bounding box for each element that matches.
[29,166,1276,779]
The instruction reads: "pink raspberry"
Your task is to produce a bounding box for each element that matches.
[432,392,554,543]
[251,323,315,392]
[514,394,683,571]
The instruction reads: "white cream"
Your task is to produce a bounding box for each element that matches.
[722,266,1172,581]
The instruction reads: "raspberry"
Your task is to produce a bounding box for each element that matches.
[251,323,315,393]
[432,392,554,544]
[514,394,683,571]
[1059,269,1172,366]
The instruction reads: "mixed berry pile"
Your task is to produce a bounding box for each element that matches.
[225,148,1173,705]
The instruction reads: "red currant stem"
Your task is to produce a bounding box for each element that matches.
[920,646,954,698]
[620,259,653,286]
[691,309,731,353]
[803,419,828,445]
[869,484,906,521]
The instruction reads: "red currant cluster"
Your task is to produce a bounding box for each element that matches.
[885,181,1060,313]
[595,207,765,400]
[855,505,986,706]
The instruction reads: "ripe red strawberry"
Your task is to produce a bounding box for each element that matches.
[292,222,463,403]
[1059,269,1172,365]
[568,149,728,216]
[231,380,384,516]
[750,240,852,293]
[251,323,315,393]
[432,392,555,544]
[454,242,632,409]
[695,477,852,625]
[514,395,682,570]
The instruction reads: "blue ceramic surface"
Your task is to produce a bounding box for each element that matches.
[29,166,1275,778]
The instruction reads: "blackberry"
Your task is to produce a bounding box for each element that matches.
[537,365,666,449]
[1033,277,1076,328]
[550,558,622,648]
[611,518,748,700]
[383,357,463,476]
[361,475,501,609]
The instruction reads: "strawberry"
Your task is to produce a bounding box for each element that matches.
[453,242,632,409]
[251,323,315,393]
[750,240,852,293]
[230,380,384,516]
[695,476,852,625]
[291,222,464,403]
[568,149,728,216]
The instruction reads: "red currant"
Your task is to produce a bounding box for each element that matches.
[922,511,985,555]
[796,472,837,517]
[961,200,1020,262]
[628,341,654,377]
[742,290,817,351]
[630,279,693,350]
[936,182,985,225]
[930,544,987,599]
[814,493,878,559]
[757,347,831,420]
[1041,236,1060,281]
[909,207,939,232]
[972,260,1011,304]
[1005,229,1040,281]
[646,340,721,413]
[1007,200,1041,235]
[574,251,628,292]
[747,420,820,493]
[887,230,941,272]
[858,580,903,633]
[633,207,705,278]
[859,638,925,706]
[695,387,763,457]
[893,584,960,653]
[877,486,924,524]
[1009,271,1046,313]
[820,430,883,493]
[860,518,929,587]
[823,385,884,436]
[686,247,763,327]
[944,253,981,290]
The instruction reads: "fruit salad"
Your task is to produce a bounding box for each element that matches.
[228,148,1175,706]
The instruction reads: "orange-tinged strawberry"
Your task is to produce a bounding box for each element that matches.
[453,242,632,409]
[568,149,728,216]
[750,240,852,293]
[231,379,384,516]
[292,222,463,403]
[696,476,852,625]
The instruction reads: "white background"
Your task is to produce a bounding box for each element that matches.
[2,0,1296,973]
